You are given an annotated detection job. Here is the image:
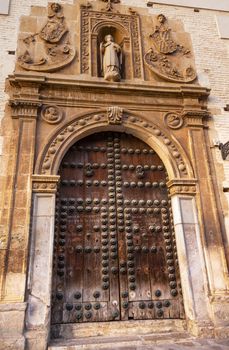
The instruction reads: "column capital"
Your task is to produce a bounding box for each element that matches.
[32,175,60,193]
[167,178,197,196]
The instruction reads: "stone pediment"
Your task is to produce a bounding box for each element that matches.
[16,1,197,84]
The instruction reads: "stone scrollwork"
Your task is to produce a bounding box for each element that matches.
[41,105,63,124]
[164,112,183,129]
[18,3,75,72]
[107,106,123,124]
[144,14,197,83]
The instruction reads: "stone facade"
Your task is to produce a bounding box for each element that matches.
[0,1,228,350]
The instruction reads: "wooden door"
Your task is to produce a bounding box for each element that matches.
[51,132,184,325]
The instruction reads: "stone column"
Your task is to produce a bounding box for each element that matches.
[168,180,214,337]
[25,175,59,350]
[0,95,40,349]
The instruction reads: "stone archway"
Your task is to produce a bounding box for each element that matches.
[26,111,212,347]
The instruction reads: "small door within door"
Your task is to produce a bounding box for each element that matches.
[51,132,184,324]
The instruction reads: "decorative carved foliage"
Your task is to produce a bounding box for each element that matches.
[107,106,123,124]
[18,3,75,72]
[164,112,183,129]
[144,14,197,83]
[41,105,63,124]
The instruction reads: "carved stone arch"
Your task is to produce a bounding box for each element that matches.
[35,109,195,185]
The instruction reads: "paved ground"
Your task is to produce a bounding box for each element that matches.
[49,335,229,349]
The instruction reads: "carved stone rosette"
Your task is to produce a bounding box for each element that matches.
[41,105,63,124]
[164,112,183,129]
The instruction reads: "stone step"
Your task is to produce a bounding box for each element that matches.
[51,319,186,340]
[49,331,192,350]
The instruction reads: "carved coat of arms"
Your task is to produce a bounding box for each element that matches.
[144,14,197,83]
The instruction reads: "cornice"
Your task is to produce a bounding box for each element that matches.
[8,73,211,99]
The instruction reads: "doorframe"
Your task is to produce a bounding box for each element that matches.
[25,112,214,348]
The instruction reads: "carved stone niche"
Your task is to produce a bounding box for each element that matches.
[81,8,143,80]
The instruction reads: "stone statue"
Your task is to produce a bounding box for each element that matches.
[100,34,122,82]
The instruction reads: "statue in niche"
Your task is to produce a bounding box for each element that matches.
[100,34,122,82]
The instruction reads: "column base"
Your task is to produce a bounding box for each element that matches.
[0,302,26,350]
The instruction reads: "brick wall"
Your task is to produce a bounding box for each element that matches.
[0,0,229,225]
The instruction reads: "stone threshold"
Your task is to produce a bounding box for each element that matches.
[49,331,193,349]
[49,320,188,349]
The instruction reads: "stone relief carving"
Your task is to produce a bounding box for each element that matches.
[100,0,120,12]
[100,35,122,82]
[18,3,75,72]
[164,112,183,129]
[144,14,197,83]
[41,105,63,124]
[107,106,123,124]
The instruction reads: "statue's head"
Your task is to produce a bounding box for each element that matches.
[157,14,166,23]
[51,3,61,13]
[104,34,114,43]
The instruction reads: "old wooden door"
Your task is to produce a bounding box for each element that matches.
[51,132,184,325]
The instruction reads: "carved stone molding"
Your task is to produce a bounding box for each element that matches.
[164,112,183,129]
[41,105,63,124]
[17,3,75,72]
[167,179,197,196]
[145,14,196,83]
[9,100,42,119]
[107,106,123,124]
[32,175,60,193]
[37,110,191,179]
[183,110,210,127]
[209,294,229,303]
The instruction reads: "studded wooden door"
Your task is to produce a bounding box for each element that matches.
[51,132,184,325]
